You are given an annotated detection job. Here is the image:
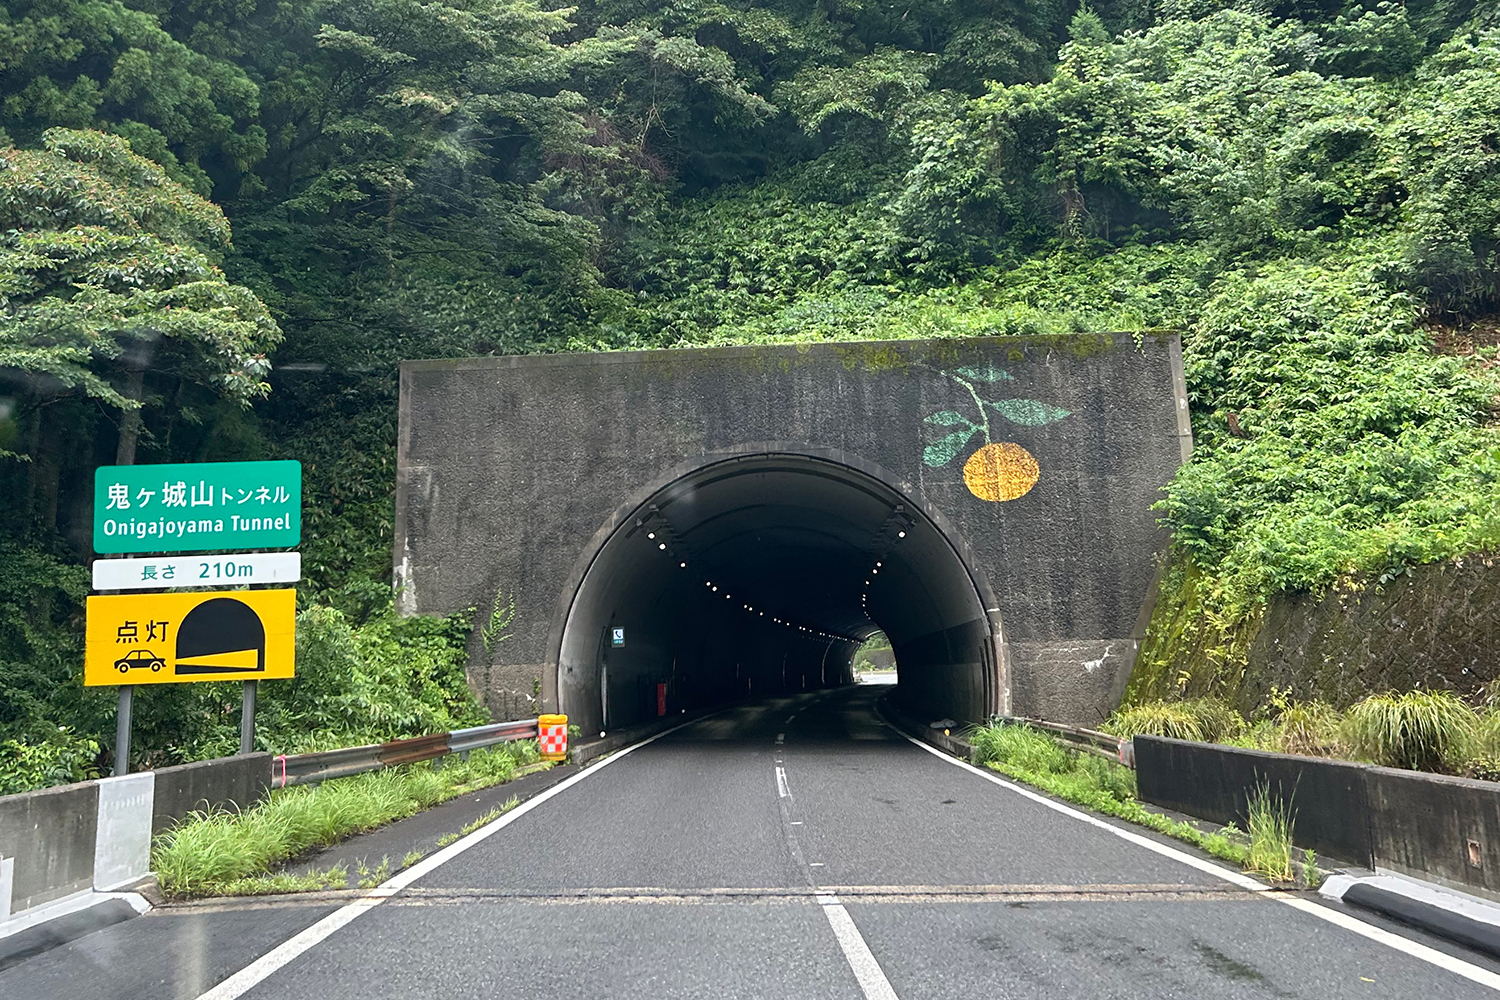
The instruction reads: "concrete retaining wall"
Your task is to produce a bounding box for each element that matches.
[1366,767,1500,897]
[151,753,271,834]
[1134,737,1373,867]
[0,753,272,921]
[0,781,99,913]
[1137,736,1500,897]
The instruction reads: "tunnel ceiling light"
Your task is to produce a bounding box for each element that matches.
[658,543,666,550]
[876,561,882,567]
[711,586,718,591]
[680,562,687,568]
[898,530,906,538]
[647,532,656,539]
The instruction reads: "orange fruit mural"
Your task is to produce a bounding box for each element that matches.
[922,364,1070,502]
[962,442,1041,501]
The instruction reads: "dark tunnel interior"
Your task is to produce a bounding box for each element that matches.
[556,454,998,734]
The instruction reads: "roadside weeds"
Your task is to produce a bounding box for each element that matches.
[970,723,1322,889]
[153,743,545,898]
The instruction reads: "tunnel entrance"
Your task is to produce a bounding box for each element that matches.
[555,453,998,734]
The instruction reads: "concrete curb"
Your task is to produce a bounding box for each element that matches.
[874,693,975,760]
[1323,873,1500,959]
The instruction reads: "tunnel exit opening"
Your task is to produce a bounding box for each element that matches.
[554,452,1002,735]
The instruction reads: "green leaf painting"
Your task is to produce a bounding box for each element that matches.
[924,410,976,428]
[923,429,978,467]
[922,366,1073,469]
[921,365,1073,501]
[985,398,1071,426]
[954,365,1014,383]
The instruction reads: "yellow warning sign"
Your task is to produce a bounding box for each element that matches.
[86,589,295,686]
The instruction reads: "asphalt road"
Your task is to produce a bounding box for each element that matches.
[7,684,1500,999]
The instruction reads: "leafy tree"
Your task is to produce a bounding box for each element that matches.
[0,129,279,473]
[0,0,265,194]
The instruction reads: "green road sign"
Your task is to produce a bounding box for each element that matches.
[94,461,301,554]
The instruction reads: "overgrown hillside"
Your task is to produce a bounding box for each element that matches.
[3,0,1499,783]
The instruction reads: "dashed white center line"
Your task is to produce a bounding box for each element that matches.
[775,765,791,799]
[776,733,785,745]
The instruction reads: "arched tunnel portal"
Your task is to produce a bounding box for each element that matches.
[394,334,1191,729]
[556,452,998,734]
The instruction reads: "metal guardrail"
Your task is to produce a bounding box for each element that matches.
[272,717,541,788]
[992,715,1135,769]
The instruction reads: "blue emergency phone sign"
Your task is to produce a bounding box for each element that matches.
[611,627,625,647]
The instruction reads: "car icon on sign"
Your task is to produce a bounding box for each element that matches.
[115,649,165,673]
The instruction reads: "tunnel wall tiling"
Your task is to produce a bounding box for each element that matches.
[395,334,1191,728]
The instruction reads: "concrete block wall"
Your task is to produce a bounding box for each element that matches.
[0,753,270,921]
[1137,736,1500,899]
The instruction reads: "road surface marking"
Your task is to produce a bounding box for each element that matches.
[902,733,1500,992]
[818,892,900,1000]
[776,765,791,798]
[193,720,697,1000]
[776,733,785,744]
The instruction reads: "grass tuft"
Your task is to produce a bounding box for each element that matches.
[459,796,520,837]
[1246,782,1294,883]
[1343,690,1477,772]
[1103,702,1206,742]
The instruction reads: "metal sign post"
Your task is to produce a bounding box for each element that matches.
[240,680,257,755]
[114,685,133,776]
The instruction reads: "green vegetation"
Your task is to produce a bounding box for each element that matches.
[460,797,521,837]
[152,741,539,897]
[1246,783,1295,883]
[970,722,1248,868]
[853,632,895,674]
[1105,690,1500,778]
[1343,689,1479,772]
[4,0,1500,780]
[973,721,1325,886]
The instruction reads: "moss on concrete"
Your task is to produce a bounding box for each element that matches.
[1128,552,1500,710]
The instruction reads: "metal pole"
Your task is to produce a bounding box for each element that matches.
[240,680,257,755]
[114,685,133,776]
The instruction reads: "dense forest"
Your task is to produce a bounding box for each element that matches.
[3,0,1499,789]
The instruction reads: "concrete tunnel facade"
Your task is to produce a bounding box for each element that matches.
[394,334,1192,732]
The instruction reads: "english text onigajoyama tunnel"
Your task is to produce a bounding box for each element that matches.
[395,336,1191,731]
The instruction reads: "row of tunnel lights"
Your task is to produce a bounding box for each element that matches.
[644,526,907,645]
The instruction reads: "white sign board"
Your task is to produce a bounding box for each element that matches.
[92,551,301,590]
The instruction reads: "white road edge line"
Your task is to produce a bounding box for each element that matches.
[194,720,699,1000]
[901,733,1500,992]
[817,892,900,1000]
